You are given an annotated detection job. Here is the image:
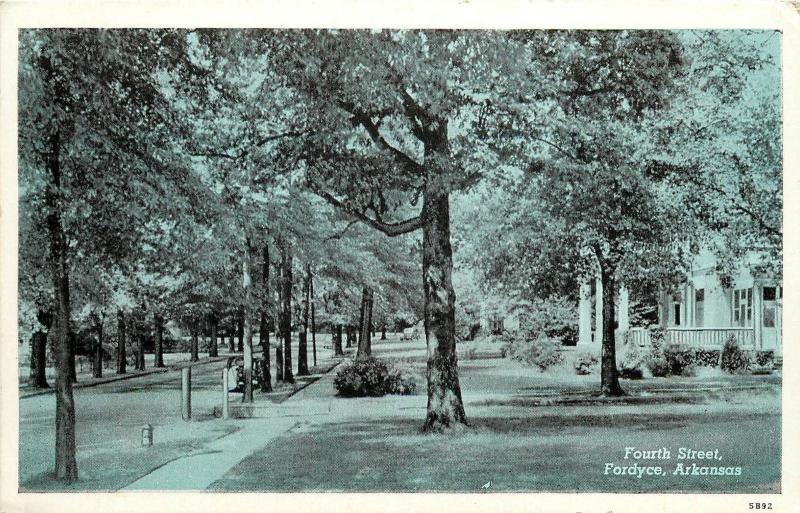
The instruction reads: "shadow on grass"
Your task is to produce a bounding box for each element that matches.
[209,410,779,493]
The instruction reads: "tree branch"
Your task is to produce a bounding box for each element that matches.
[309,183,425,237]
[338,101,425,176]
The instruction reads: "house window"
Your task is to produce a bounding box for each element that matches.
[489,314,504,335]
[673,303,681,326]
[733,288,753,327]
[763,286,777,328]
[695,288,705,327]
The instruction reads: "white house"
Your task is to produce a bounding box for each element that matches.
[577,249,782,355]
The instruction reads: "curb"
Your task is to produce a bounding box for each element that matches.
[19,356,229,399]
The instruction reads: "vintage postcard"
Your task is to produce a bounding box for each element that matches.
[1,1,798,512]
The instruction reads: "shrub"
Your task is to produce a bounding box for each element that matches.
[693,349,721,367]
[619,341,647,379]
[754,350,775,367]
[719,335,750,374]
[385,367,417,395]
[573,351,599,375]
[504,331,565,370]
[647,355,670,377]
[663,344,696,377]
[512,296,578,346]
[333,357,416,397]
[646,327,669,377]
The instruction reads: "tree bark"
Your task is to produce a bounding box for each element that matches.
[346,325,354,348]
[154,313,165,368]
[237,307,244,353]
[228,323,235,353]
[190,327,199,362]
[357,288,366,347]
[137,318,146,371]
[117,310,126,375]
[381,323,387,340]
[29,310,51,388]
[242,239,254,402]
[29,331,50,388]
[333,324,344,356]
[209,314,219,357]
[298,264,310,376]
[310,268,317,367]
[280,242,295,383]
[93,316,103,379]
[421,178,467,431]
[600,265,625,396]
[44,124,78,482]
[260,243,272,392]
[298,332,309,376]
[357,287,373,359]
[67,331,77,383]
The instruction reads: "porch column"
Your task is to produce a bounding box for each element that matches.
[595,276,603,346]
[686,283,694,327]
[753,284,763,349]
[578,278,592,346]
[657,286,668,327]
[618,284,630,333]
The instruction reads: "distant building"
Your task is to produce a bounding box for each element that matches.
[577,249,782,355]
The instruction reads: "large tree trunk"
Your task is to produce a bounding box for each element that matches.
[346,325,354,348]
[237,307,244,353]
[381,323,387,340]
[67,331,77,383]
[421,186,467,431]
[260,243,272,392]
[298,264,310,376]
[357,288,366,347]
[190,327,199,362]
[29,330,50,388]
[333,324,344,356]
[29,310,51,388]
[280,242,295,383]
[242,239,255,402]
[154,313,165,368]
[93,316,103,379]
[357,287,373,359]
[310,267,317,367]
[133,309,145,371]
[44,126,78,482]
[116,310,126,375]
[600,265,624,396]
[227,322,235,353]
[209,314,219,357]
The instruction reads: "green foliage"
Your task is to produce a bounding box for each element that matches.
[663,344,696,377]
[503,331,564,371]
[333,357,416,397]
[720,335,750,374]
[646,326,669,377]
[619,340,647,379]
[573,351,599,375]
[693,349,722,367]
[754,350,775,367]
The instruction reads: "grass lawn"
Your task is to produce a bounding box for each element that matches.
[208,340,780,493]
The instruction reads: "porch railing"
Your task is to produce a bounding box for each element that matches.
[626,327,755,349]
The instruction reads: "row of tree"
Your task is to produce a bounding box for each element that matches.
[18,29,780,483]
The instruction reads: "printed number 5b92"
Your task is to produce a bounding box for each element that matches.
[749,503,772,510]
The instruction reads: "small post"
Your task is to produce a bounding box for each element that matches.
[141,424,154,446]
[181,367,191,421]
[222,368,229,419]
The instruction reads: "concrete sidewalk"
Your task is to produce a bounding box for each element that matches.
[122,359,346,490]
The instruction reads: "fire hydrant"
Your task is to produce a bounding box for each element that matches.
[141,424,154,447]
